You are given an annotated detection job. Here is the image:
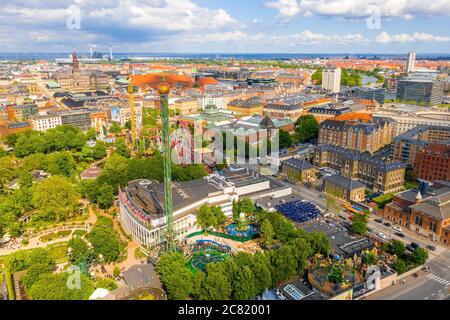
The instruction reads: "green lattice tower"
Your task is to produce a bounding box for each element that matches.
[158,82,175,253]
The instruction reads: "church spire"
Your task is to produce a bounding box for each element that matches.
[72,49,80,74]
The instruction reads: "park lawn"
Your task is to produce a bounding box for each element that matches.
[404,180,419,190]
[73,229,87,237]
[47,243,69,264]
[372,194,394,208]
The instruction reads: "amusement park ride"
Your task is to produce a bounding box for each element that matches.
[125,75,176,252]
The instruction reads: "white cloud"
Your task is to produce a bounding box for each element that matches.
[0,0,237,32]
[181,31,249,44]
[376,31,450,43]
[265,0,301,18]
[268,30,367,45]
[264,0,450,19]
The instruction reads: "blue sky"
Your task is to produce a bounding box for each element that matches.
[0,0,449,53]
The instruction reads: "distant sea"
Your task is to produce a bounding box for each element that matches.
[1,52,450,61]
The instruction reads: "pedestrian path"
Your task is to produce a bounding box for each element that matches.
[426,274,450,287]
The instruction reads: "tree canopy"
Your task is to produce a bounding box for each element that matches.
[32,175,80,222]
[295,115,319,143]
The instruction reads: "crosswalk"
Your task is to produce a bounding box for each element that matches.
[427,274,450,287]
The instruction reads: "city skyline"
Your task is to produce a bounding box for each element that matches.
[1,0,450,54]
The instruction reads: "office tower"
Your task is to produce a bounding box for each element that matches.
[322,68,341,93]
[396,73,444,106]
[406,52,416,73]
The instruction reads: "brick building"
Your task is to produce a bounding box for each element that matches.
[318,116,395,154]
[314,145,406,194]
[392,125,450,165]
[414,143,450,182]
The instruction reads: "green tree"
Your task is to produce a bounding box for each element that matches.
[362,252,377,265]
[67,237,89,263]
[109,123,122,134]
[278,130,293,149]
[22,263,53,290]
[113,266,121,278]
[32,176,80,222]
[389,240,406,257]
[97,154,130,191]
[46,151,76,177]
[295,115,319,143]
[270,246,297,285]
[95,278,118,291]
[0,156,17,190]
[202,263,232,300]
[287,237,312,275]
[311,69,322,85]
[196,205,215,231]
[232,199,240,222]
[239,197,255,215]
[233,266,257,300]
[352,213,368,235]
[211,206,227,230]
[114,138,131,158]
[260,219,275,246]
[392,258,407,274]
[411,248,428,265]
[309,232,331,256]
[28,272,94,300]
[156,252,194,300]
[252,252,273,293]
[92,141,107,160]
[88,222,122,263]
[95,183,116,209]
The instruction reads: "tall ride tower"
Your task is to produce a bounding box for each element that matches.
[158,81,175,252]
[127,82,137,149]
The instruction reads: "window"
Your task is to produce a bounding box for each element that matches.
[415,215,423,227]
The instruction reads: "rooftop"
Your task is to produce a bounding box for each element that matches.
[282,158,315,171]
[316,144,406,172]
[323,175,365,190]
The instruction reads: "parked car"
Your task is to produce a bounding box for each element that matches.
[383,222,392,227]
[407,242,420,252]
[393,226,403,232]
[378,232,387,239]
[426,245,436,251]
[375,219,383,224]
[410,242,420,249]
[394,232,405,238]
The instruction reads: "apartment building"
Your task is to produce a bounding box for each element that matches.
[263,103,305,120]
[227,97,264,116]
[281,158,317,184]
[323,175,365,203]
[322,68,341,93]
[318,116,395,153]
[314,145,406,194]
[415,143,450,182]
[392,125,450,164]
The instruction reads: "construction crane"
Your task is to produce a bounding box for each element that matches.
[127,82,137,150]
[158,81,175,253]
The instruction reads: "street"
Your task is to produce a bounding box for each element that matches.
[283,178,450,300]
